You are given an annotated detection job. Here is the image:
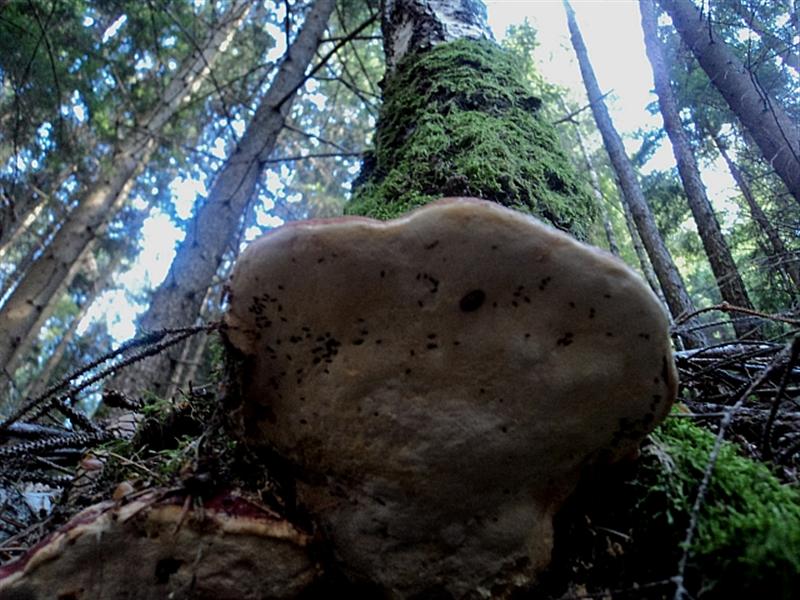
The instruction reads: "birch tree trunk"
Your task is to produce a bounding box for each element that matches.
[709,129,800,292]
[110,0,337,397]
[563,0,703,346]
[657,0,800,205]
[0,0,252,389]
[640,0,755,338]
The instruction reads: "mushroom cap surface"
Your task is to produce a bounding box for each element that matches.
[223,197,678,596]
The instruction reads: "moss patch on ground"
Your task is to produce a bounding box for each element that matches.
[347,38,596,239]
[535,415,800,599]
[651,417,800,598]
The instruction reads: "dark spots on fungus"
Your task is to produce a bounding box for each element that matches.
[604,293,612,299]
[491,244,499,250]
[154,557,182,584]
[524,333,531,339]
[405,368,412,375]
[501,426,508,434]
[424,240,440,250]
[253,404,276,425]
[409,349,416,357]
[589,307,596,319]
[375,339,383,345]
[380,270,386,278]
[317,257,325,264]
[418,300,424,308]
[428,333,437,339]
[568,301,576,308]
[459,289,486,312]
[427,343,438,350]
[352,339,365,345]
[556,332,574,347]
[300,418,308,425]
[661,357,670,383]
[638,333,651,341]
[278,285,284,291]
[419,273,439,294]
[539,276,552,291]
[606,332,614,337]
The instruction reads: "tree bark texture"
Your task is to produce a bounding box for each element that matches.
[0,0,252,391]
[563,0,703,346]
[381,0,494,70]
[710,129,800,292]
[110,0,337,397]
[640,0,755,338]
[658,0,800,205]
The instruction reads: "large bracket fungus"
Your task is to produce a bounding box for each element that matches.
[223,198,678,597]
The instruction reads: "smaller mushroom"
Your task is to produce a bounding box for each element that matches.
[0,488,319,599]
[223,197,678,597]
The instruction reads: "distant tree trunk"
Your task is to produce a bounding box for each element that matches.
[0,162,76,255]
[563,0,703,347]
[21,248,126,402]
[557,99,620,255]
[0,217,58,302]
[615,177,666,302]
[110,0,338,398]
[658,0,800,205]
[640,0,755,338]
[709,129,800,292]
[0,0,252,390]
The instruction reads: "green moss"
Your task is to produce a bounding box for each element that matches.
[347,38,596,239]
[649,417,800,597]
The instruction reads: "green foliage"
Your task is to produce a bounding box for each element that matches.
[648,417,800,597]
[348,38,597,239]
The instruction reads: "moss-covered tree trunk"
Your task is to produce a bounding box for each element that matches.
[348,0,597,240]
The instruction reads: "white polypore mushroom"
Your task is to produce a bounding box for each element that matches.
[223,197,678,597]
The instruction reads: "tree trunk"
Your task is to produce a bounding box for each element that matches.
[0,217,59,303]
[557,99,620,255]
[640,0,755,338]
[0,0,252,389]
[0,164,76,257]
[110,0,337,397]
[658,0,800,205]
[350,1,597,242]
[709,129,800,292]
[21,248,126,402]
[616,177,666,302]
[563,0,703,347]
